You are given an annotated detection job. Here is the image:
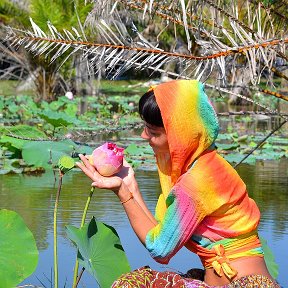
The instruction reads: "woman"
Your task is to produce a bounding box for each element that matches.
[76,80,279,287]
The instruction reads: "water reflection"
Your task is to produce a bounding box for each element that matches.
[214,100,288,134]
[0,158,287,287]
[237,160,288,241]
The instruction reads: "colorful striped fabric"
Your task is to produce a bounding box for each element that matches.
[145,80,263,280]
[112,266,281,287]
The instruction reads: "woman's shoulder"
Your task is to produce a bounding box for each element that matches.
[175,150,247,207]
[191,150,241,179]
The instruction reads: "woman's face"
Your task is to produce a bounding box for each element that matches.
[141,122,169,154]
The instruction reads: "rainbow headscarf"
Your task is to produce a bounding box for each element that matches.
[154,79,219,185]
[145,80,263,280]
[152,80,219,221]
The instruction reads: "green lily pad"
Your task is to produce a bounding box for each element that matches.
[38,110,78,128]
[73,144,93,156]
[125,143,143,155]
[236,135,249,143]
[0,158,24,174]
[217,133,233,140]
[0,125,47,150]
[255,150,285,161]
[22,139,76,169]
[0,209,39,287]
[217,143,240,151]
[223,153,256,165]
[66,217,131,288]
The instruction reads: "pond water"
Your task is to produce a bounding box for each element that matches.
[0,157,287,287]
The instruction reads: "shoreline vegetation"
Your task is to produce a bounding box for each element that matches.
[0,79,287,175]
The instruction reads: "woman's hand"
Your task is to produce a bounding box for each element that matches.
[77,154,157,231]
[76,154,136,194]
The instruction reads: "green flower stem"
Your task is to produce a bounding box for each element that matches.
[54,172,63,288]
[72,187,95,288]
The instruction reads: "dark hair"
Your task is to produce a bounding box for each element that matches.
[139,90,163,127]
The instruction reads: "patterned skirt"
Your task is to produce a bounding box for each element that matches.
[112,266,281,288]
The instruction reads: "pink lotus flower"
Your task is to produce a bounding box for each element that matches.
[90,142,124,176]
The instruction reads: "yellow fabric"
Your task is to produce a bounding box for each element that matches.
[211,244,238,279]
[152,80,219,222]
[145,80,264,280]
[190,231,263,280]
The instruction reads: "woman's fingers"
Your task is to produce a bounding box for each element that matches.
[75,154,101,181]
[76,158,121,189]
[76,154,122,191]
[91,175,122,192]
[78,154,95,174]
[123,158,132,168]
[75,160,95,180]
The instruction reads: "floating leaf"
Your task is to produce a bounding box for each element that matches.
[38,110,78,128]
[22,139,76,169]
[236,135,249,143]
[217,143,240,150]
[255,150,285,161]
[125,143,143,155]
[224,153,256,165]
[217,133,233,140]
[248,141,258,148]
[0,209,38,287]
[66,217,131,288]
[0,158,24,174]
[74,144,93,156]
[0,125,47,150]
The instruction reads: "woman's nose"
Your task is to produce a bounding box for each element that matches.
[141,129,149,140]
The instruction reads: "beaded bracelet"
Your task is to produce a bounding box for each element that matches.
[121,192,134,204]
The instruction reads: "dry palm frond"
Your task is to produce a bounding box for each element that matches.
[4,0,287,115]
[113,0,287,87]
[5,14,287,88]
[3,0,287,160]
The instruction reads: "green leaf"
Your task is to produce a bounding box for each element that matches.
[224,153,256,165]
[236,135,249,143]
[125,143,143,155]
[66,217,131,288]
[38,110,78,128]
[7,102,20,113]
[64,103,78,117]
[0,209,38,288]
[73,144,93,156]
[260,237,279,279]
[255,150,284,161]
[217,133,233,140]
[0,158,24,174]
[217,143,240,151]
[22,139,76,169]
[249,141,257,148]
[58,155,75,174]
[0,125,47,150]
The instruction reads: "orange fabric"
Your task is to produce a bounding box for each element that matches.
[145,80,263,280]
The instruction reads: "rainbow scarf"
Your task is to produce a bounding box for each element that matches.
[153,80,219,221]
[145,80,263,280]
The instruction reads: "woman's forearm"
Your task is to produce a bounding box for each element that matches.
[117,182,157,244]
[126,180,158,225]
[75,154,157,241]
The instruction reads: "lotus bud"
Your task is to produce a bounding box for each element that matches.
[90,142,124,176]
